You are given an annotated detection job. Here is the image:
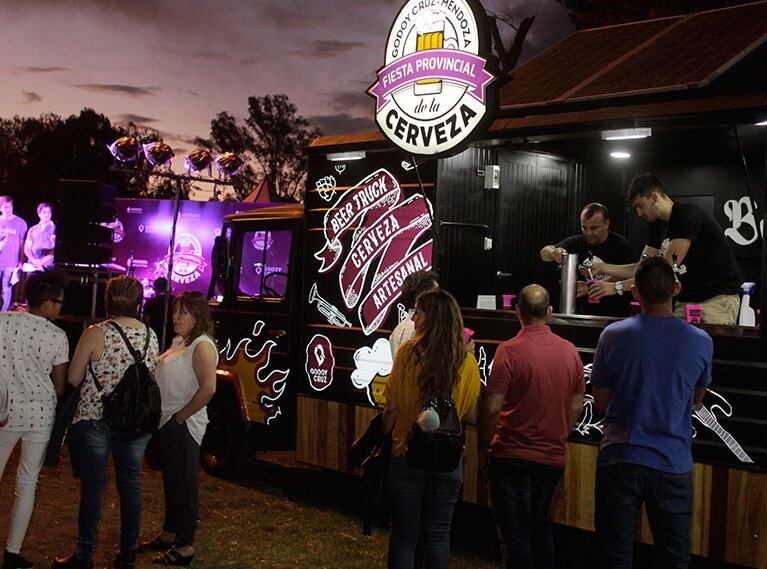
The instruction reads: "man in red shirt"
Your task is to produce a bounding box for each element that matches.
[478,284,585,569]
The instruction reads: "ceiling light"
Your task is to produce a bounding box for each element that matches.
[601,128,652,140]
[327,150,366,161]
[610,151,631,159]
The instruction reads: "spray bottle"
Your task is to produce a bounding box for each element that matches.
[738,282,757,327]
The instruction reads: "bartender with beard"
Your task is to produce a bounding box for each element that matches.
[540,203,633,317]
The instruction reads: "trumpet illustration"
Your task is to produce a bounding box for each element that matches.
[308,283,352,328]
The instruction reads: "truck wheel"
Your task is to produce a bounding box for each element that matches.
[200,388,250,478]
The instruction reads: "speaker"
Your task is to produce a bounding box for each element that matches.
[54,179,117,266]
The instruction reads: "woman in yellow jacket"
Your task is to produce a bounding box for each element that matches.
[382,288,481,569]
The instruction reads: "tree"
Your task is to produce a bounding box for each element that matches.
[555,0,755,29]
[486,10,535,78]
[199,94,321,202]
[194,112,257,202]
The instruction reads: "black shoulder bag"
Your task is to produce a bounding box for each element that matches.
[89,321,161,434]
[405,396,464,473]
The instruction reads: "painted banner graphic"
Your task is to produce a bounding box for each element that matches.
[368,49,494,112]
[314,168,433,335]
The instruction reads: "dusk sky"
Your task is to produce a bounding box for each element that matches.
[0,0,573,158]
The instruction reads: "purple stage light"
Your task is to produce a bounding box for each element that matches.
[185,149,213,175]
[215,152,244,177]
[108,136,141,162]
[143,141,174,167]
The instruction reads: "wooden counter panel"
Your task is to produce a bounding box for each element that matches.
[297,396,767,568]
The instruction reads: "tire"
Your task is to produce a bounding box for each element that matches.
[200,387,251,478]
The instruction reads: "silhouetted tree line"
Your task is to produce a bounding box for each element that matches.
[0,94,320,214]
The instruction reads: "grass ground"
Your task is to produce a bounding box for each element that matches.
[0,449,498,569]
[0,449,748,569]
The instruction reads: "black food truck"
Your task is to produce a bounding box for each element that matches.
[202,3,767,567]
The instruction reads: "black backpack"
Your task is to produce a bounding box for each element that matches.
[89,321,161,434]
[405,396,464,473]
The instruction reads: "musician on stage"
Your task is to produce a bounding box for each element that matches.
[0,196,28,311]
[24,202,56,273]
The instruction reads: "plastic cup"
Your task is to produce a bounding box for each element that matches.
[502,294,516,309]
[588,279,602,304]
[686,304,703,324]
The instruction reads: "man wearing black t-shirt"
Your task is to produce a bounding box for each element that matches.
[540,203,633,316]
[592,174,741,325]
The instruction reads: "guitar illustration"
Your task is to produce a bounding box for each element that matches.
[692,390,753,463]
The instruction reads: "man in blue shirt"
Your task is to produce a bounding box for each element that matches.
[592,256,712,568]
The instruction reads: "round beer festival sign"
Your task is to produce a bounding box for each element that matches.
[368,0,499,157]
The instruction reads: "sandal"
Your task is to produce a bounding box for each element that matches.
[151,548,194,566]
[139,536,174,553]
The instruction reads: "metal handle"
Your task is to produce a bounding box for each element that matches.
[496,271,512,278]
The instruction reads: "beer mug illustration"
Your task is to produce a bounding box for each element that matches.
[414,18,445,96]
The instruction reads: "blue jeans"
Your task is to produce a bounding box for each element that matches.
[487,457,564,569]
[386,454,462,569]
[0,267,15,311]
[71,420,150,560]
[595,463,693,569]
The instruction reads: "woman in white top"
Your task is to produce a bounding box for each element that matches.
[142,292,217,566]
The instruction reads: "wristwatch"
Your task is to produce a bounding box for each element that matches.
[614,280,624,296]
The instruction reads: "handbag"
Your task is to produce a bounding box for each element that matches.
[89,321,161,434]
[44,384,82,467]
[348,412,393,535]
[405,396,464,473]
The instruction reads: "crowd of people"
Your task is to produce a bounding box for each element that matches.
[0,273,217,569]
[0,172,732,569]
[381,258,711,569]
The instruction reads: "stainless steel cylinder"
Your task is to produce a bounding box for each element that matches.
[559,253,578,315]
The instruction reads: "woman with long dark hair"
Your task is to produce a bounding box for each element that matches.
[382,288,481,569]
[141,292,217,566]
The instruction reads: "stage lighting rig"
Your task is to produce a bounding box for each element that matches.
[142,141,174,168]
[185,149,213,176]
[107,136,141,162]
[215,152,244,177]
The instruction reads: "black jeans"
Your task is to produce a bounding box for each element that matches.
[487,457,564,569]
[153,416,200,547]
[595,463,693,569]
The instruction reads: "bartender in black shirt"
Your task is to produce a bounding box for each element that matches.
[540,203,633,316]
[591,173,742,324]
